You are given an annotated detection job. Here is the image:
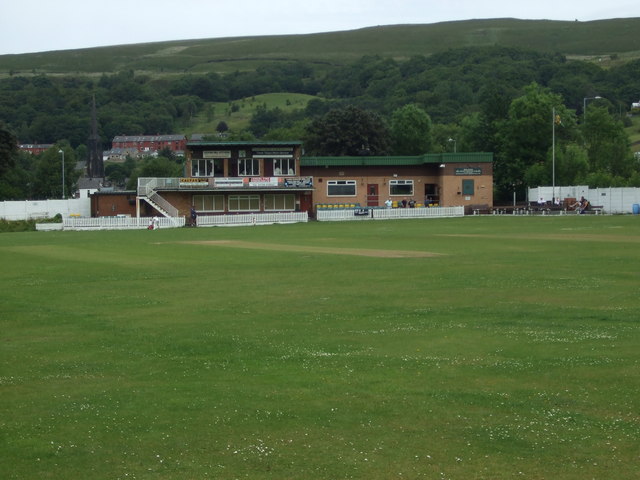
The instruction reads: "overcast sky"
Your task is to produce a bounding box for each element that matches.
[1,0,637,55]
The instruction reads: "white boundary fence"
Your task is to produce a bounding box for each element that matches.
[1,197,90,220]
[61,216,185,231]
[197,212,308,227]
[528,186,640,214]
[316,206,464,222]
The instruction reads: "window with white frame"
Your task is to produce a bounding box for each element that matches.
[264,194,295,211]
[192,158,212,177]
[238,158,260,176]
[389,179,414,196]
[228,195,260,211]
[273,158,296,176]
[327,180,356,196]
[192,195,224,212]
[192,158,223,177]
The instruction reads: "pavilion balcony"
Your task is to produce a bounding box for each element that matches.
[138,176,313,196]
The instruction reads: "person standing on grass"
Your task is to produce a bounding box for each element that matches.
[190,206,197,227]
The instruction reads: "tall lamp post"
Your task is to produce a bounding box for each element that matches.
[58,149,65,199]
[448,137,457,153]
[583,96,602,122]
[583,96,602,148]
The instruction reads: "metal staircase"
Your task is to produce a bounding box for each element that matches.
[137,178,182,226]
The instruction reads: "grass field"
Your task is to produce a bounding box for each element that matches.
[1,216,639,479]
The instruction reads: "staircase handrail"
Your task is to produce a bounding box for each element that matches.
[137,177,158,196]
[148,191,179,218]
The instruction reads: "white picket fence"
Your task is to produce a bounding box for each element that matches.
[61,216,185,231]
[316,206,465,222]
[197,212,308,227]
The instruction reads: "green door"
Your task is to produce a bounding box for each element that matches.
[462,179,474,196]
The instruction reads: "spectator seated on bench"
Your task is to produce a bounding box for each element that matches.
[580,199,591,214]
[568,196,592,214]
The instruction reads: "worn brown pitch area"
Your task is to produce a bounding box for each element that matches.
[179,240,442,258]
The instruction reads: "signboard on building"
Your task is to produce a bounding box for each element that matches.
[203,150,231,158]
[249,177,280,187]
[252,147,294,158]
[214,178,245,188]
[455,167,482,176]
[179,178,209,187]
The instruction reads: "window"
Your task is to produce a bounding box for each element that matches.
[192,195,224,212]
[264,194,295,211]
[192,158,223,177]
[273,158,296,176]
[389,179,414,196]
[238,158,260,176]
[228,195,260,211]
[327,180,356,196]
[462,179,475,195]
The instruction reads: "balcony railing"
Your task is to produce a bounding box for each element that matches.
[138,176,313,195]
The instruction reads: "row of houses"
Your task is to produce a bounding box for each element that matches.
[92,140,494,218]
[103,134,190,160]
[20,134,204,159]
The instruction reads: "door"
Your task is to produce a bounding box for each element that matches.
[462,179,475,196]
[299,192,313,213]
[367,184,379,207]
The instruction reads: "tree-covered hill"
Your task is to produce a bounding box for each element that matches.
[2,18,640,203]
[1,18,639,76]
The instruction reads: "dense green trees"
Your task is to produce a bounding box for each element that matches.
[390,104,432,155]
[493,84,570,199]
[583,106,630,176]
[303,106,390,156]
[126,156,184,190]
[1,45,640,201]
[0,122,17,176]
[32,145,82,199]
[488,82,636,200]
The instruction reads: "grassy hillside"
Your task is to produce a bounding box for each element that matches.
[184,93,315,135]
[1,18,639,76]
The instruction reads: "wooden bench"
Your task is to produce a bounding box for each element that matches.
[567,204,604,214]
[583,205,604,214]
[492,206,528,215]
[466,204,491,215]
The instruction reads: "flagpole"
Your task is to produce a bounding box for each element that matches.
[552,107,556,203]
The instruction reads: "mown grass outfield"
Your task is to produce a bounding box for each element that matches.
[1,216,639,479]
